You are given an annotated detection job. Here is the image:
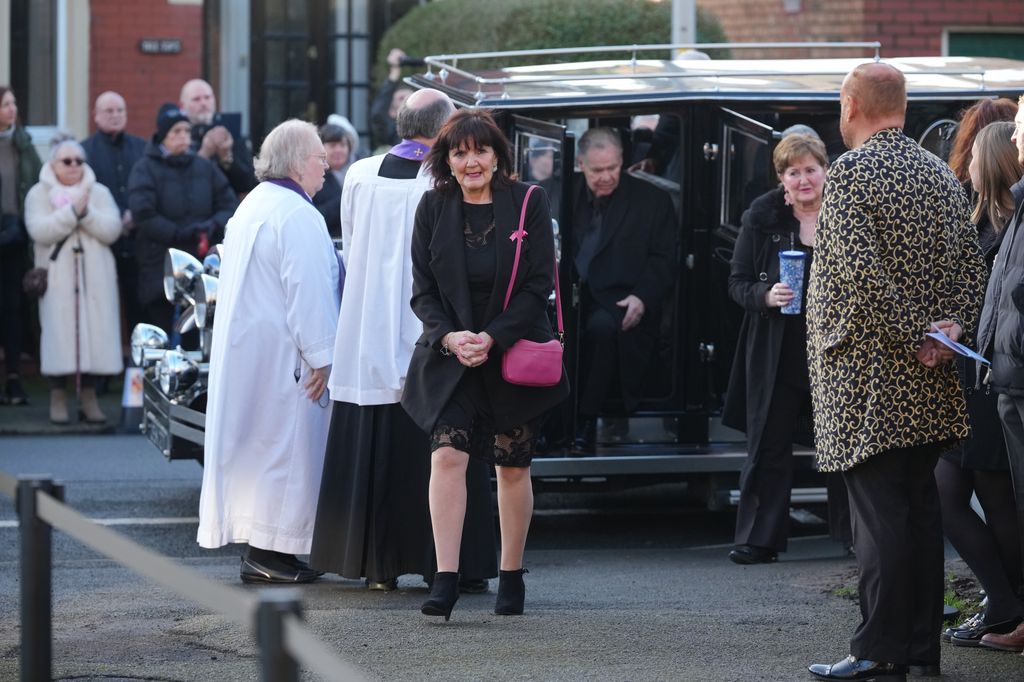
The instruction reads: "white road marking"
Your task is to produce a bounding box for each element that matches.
[0,516,198,529]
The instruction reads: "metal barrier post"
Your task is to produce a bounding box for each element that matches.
[256,589,302,682]
[17,476,63,682]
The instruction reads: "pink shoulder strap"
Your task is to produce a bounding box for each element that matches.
[502,185,564,335]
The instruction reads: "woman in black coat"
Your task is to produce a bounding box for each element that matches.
[127,104,237,333]
[936,121,1024,645]
[721,132,850,564]
[402,109,568,620]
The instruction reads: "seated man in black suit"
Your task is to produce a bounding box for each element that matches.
[571,127,675,454]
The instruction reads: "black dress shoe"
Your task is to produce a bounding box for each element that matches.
[950,615,1022,647]
[459,577,489,594]
[906,662,940,677]
[808,656,907,680]
[239,556,321,584]
[942,612,980,641]
[728,545,778,565]
[571,418,596,456]
[5,377,29,406]
[604,417,629,440]
[366,577,398,591]
[281,554,324,577]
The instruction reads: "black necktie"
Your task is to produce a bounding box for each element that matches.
[575,197,605,282]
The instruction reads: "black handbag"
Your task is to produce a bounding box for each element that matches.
[21,267,47,298]
[0,213,25,247]
[22,236,71,299]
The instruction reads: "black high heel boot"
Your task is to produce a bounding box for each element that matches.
[494,568,529,615]
[421,571,460,621]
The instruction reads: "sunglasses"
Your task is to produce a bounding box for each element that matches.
[59,158,85,167]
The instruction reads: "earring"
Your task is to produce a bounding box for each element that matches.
[492,165,498,172]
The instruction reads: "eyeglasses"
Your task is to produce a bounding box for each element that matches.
[59,158,85,167]
[309,153,328,165]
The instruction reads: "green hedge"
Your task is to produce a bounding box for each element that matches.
[375,0,729,84]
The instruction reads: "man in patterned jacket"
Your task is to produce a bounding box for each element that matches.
[806,62,986,680]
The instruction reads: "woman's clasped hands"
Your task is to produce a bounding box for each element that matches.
[445,330,494,368]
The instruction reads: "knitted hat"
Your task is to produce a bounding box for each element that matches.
[153,103,190,143]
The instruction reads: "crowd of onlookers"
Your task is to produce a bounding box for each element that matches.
[0,68,403,425]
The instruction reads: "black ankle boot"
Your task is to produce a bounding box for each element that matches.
[494,568,529,615]
[421,571,460,621]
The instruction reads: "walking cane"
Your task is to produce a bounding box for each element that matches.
[72,236,84,397]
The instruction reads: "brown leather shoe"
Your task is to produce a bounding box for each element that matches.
[979,621,1024,652]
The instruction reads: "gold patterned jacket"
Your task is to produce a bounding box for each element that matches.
[806,128,985,472]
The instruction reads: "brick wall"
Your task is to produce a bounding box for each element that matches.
[699,0,1024,58]
[698,0,868,59]
[89,0,204,139]
[864,0,1024,57]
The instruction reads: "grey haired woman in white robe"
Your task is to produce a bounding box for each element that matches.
[197,119,340,583]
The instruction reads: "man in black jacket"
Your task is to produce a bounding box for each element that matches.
[570,127,675,454]
[127,104,237,334]
[179,79,257,197]
[82,91,147,336]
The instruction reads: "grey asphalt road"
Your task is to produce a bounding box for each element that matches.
[0,435,1021,681]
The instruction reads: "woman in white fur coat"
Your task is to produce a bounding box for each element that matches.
[24,136,123,424]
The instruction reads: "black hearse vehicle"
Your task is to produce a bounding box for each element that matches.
[136,42,1024,504]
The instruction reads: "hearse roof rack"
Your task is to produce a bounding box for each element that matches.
[410,41,1024,107]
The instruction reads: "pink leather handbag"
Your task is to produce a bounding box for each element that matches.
[500,185,564,387]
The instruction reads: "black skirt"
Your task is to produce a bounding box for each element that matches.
[309,401,498,581]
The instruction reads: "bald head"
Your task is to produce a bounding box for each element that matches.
[179,79,216,126]
[839,62,907,148]
[93,91,127,134]
[844,62,907,121]
[395,88,455,142]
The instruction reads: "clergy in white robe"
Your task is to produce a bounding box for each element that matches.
[309,90,497,587]
[198,120,340,570]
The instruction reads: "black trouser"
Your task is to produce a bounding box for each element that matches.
[996,394,1024,577]
[142,299,174,336]
[0,244,25,377]
[734,377,805,552]
[116,252,144,343]
[577,302,619,417]
[826,472,853,547]
[843,443,944,666]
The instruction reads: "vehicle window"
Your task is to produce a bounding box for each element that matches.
[515,132,564,258]
[721,125,772,232]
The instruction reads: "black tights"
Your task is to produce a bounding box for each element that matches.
[935,457,1023,623]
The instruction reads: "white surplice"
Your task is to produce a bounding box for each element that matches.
[327,154,432,405]
[198,182,340,554]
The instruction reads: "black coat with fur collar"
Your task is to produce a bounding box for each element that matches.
[401,181,569,435]
[721,187,813,454]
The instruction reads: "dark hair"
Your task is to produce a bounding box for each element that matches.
[948,97,1018,185]
[425,109,514,195]
[318,123,353,151]
[396,93,453,140]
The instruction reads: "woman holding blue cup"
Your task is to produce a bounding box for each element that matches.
[722,130,851,564]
